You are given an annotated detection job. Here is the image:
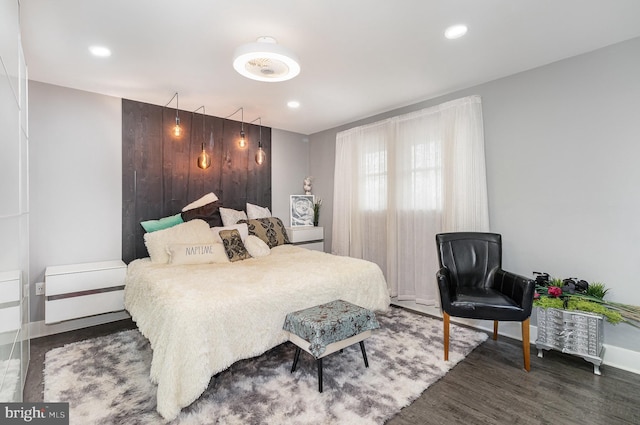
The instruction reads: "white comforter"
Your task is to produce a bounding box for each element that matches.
[124,244,390,420]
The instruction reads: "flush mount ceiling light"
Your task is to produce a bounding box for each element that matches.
[287,100,301,109]
[233,36,300,82]
[444,24,468,40]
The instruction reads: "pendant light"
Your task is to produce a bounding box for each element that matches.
[194,106,211,169]
[165,92,181,137]
[226,107,246,148]
[251,117,267,165]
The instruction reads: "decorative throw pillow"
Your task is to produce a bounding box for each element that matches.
[140,213,184,233]
[211,223,249,243]
[144,219,214,263]
[244,235,271,258]
[167,243,229,265]
[219,229,252,262]
[239,217,290,249]
[219,207,248,227]
[182,192,219,212]
[181,200,223,227]
[246,202,271,220]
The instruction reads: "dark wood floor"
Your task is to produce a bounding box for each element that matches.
[25,309,640,424]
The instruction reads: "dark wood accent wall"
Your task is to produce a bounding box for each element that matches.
[122,99,271,263]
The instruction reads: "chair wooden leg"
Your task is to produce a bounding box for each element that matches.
[522,318,531,372]
[443,312,450,361]
[493,320,499,340]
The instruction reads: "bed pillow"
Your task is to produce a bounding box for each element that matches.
[219,207,248,226]
[211,223,249,243]
[244,235,271,258]
[219,229,252,262]
[167,242,229,265]
[144,219,214,263]
[246,203,271,220]
[181,200,223,227]
[140,213,184,233]
[240,217,290,249]
[182,192,219,212]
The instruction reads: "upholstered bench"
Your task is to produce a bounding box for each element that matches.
[282,299,380,392]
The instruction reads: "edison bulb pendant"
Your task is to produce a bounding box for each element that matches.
[197,150,211,169]
[255,147,266,165]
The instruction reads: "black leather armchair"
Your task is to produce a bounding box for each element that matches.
[435,232,535,371]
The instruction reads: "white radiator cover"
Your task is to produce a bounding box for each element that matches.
[45,260,126,324]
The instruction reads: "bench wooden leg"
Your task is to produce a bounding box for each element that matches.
[317,358,323,393]
[291,346,301,373]
[360,341,369,368]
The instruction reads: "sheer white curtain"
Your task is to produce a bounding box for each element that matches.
[332,95,489,304]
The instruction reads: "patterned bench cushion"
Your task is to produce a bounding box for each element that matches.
[283,299,380,357]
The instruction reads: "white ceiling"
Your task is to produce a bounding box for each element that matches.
[20,0,640,135]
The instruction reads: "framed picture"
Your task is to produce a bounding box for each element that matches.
[290,195,315,227]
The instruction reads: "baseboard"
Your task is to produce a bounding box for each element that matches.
[390,299,640,376]
[29,310,131,339]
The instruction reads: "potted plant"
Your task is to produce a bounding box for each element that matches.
[313,198,322,227]
[533,273,640,373]
[533,273,640,327]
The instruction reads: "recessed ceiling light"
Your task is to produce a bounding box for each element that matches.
[444,24,468,40]
[89,45,111,57]
[287,100,300,109]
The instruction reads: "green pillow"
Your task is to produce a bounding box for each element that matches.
[141,213,184,233]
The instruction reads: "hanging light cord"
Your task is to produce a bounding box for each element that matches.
[225,106,244,127]
[164,92,179,108]
[249,116,262,147]
[165,92,180,121]
[193,105,206,146]
[165,92,181,136]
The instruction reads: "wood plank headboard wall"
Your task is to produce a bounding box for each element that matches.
[122,99,272,263]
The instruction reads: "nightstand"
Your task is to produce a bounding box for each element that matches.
[286,226,324,251]
[45,260,127,324]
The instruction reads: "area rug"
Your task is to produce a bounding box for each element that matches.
[44,307,487,424]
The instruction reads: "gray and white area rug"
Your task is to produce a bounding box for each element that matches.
[44,307,488,424]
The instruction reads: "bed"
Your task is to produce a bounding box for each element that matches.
[124,226,390,420]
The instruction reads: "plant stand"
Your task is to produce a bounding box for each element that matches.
[535,307,605,375]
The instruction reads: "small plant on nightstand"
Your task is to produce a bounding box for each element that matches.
[313,198,322,227]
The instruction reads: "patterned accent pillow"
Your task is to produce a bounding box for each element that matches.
[219,229,252,262]
[239,217,290,249]
[211,223,249,243]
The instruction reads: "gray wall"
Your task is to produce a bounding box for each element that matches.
[309,36,640,351]
[29,82,122,322]
[271,129,310,226]
[27,82,310,323]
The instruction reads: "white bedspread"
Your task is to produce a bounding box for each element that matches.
[124,244,390,420]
